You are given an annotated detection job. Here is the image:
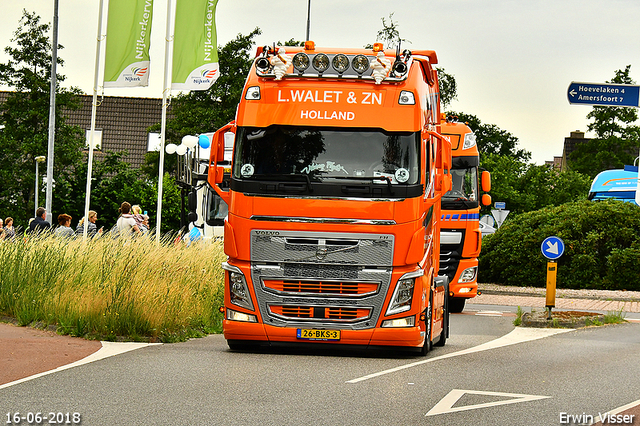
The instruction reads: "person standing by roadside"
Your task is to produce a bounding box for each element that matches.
[54,214,75,239]
[75,210,103,237]
[116,202,141,237]
[1,217,16,241]
[28,207,51,234]
[131,205,149,234]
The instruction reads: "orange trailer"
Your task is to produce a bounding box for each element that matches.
[439,118,491,313]
[207,42,453,354]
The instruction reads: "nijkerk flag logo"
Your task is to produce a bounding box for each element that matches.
[104,0,154,88]
[171,0,220,91]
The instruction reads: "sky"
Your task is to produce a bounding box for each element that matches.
[1,0,639,165]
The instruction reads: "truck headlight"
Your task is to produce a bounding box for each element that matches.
[463,132,477,149]
[381,315,415,328]
[398,91,415,105]
[222,262,254,310]
[458,266,477,283]
[386,270,423,316]
[227,308,258,323]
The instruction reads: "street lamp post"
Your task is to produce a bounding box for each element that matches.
[34,156,46,216]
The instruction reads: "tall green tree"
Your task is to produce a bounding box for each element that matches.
[63,151,181,234]
[0,10,84,228]
[166,29,261,138]
[568,66,640,178]
[481,153,590,215]
[451,111,531,162]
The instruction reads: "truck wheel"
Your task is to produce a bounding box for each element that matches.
[420,302,432,356]
[448,297,466,313]
[433,298,448,347]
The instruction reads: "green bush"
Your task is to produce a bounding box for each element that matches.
[479,200,640,290]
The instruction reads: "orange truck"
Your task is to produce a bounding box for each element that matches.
[438,117,491,313]
[206,41,453,354]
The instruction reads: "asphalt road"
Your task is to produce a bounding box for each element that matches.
[2,312,639,426]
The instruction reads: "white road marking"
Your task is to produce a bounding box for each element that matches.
[0,341,160,390]
[426,389,550,416]
[599,397,640,417]
[475,310,504,316]
[346,327,573,384]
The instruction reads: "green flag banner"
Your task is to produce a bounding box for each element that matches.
[171,0,220,91]
[104,0,154,87]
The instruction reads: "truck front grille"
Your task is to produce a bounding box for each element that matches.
[263,279,379,297]
[269,305,372,322]
[251,230,394,329]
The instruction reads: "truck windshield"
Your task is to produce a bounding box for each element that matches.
[233,125,421,185]
[442,167,478,209]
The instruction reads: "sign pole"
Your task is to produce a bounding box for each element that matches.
[541,236,564,320]
[545,261,557,320]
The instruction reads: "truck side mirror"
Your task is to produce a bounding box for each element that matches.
[209,122,235,184]
[482,193,492,206]
[481,170,491,192]
[187,191,198,223]
[188,191,197,211]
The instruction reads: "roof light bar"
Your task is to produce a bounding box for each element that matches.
[254,45,412,82]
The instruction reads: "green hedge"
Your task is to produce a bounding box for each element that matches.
[478,200,640,290]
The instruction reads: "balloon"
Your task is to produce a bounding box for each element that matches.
[199,134,211,149]
[175,144,188,155]
[165,143,177,154]
[182,135,198,149]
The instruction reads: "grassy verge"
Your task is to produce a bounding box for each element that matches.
[0,234,225,342]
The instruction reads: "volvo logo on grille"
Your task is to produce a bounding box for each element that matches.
[315,247,328,260]
[255,230,280,236]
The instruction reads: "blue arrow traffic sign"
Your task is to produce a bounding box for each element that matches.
[541,236,565,260]
[568,82,640,107]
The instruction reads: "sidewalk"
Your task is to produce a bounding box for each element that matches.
[470,284,640,313]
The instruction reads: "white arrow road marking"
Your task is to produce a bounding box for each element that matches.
[425,389,550,416]
[0,341,161,390]
[546,241,559,255]
[346,327,573,384]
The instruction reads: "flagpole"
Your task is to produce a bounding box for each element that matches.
[45,0,59,224]
[83,0,106,240]
[156,0,173,243]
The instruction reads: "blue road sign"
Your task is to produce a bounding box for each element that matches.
[541,236,565,260]
[568,82,640,107]
[494,201,506,209]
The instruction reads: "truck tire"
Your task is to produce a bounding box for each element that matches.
[433,276,449,347]
[420,302,432,356]
[448,297,466,313]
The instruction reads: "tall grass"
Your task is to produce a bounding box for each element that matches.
[0,233,226,342]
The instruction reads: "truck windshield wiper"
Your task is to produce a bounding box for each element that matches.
[327,176,395,195]
[253,173,314,193]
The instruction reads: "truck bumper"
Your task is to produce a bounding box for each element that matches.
[223,320,425,348]
[449,258,478,298]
